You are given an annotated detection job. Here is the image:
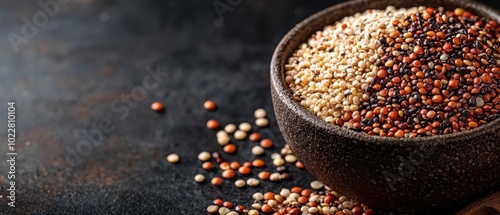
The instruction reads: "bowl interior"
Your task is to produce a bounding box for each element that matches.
[271,0,500,145]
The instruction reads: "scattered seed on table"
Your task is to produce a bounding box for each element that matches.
[198,151,211,161]
[243,161,253,168]
[280,146,292,155]
[218,207,230,215]
[260,139,273,148]
[311,180,324,190]
[249,132,261,142]
[203,100,217,111]
[296,161,305,169]
[252,159,265,168]
[247,178,260,187]
[270,173,281,181]
[151,102,164,112]
[254,108,267,118]
[166,153,179,163]
[255,118,269,127]
[248,209,259,215]
[235,179,246,188]
[270,153,281,159]
[211,177,223,186]
[235,205,246,212]
[273,157,285,166]
[253,192,264,200]
[223,144,237,154]
[217,130,228,138]
[238,166,252,175]
[213,199,222,206]
[217,135,230,146]
[229,161,241,170]
[222,169,236,179]
[202,161,214,170]
[194,174,205,183]
[258,171,270,180]
[207,119,220,130]
[276,166,287,173]
[224,124,237,134]
[261,204,272,213]
[251,145,265,156]
[234,130,247,140]
[207,205,219,214]
[281,173,291,180]
[284,154,297,163]
[239,122,252,132]
[219,162,230,170]
[223,201,233,209]
[227,211,238,215]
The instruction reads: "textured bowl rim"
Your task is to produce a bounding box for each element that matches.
[271,0,500,145]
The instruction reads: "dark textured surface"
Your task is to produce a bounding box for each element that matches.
[0,0,497,214]
[271,0,500,213]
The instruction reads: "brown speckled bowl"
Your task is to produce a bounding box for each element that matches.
[270,0,500,212]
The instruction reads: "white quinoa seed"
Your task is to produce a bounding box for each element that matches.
[251,145,265,156]
[234,130,247,140]
[247,178,260,187]
[227,212,239,215]
[224,124,237,134]
[248,209,260,215]
[166,153,180,163]
[198,151,211,161]
[218,207,230,215]
[194,174,205,183]
[270,173,281,181]
[239,122,252,132]
[255,118,269,127]
[273,157,286,166]
[235,179,246,188]
[271,153,281,160]
[284,154,297,163]
[254,108,267,118]
[253,192,264,200]
[207,205,219,214]
[311,180,324,190]
[285,7,421,125]
[217,135,230,145]
[217,130,228,138]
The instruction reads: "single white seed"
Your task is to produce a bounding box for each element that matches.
[217,135,230,145]
[235,179,246,188]
[194,174,205,183]
[311,180,324,190]
[166,153,180,163]
[284,154,297,163]
[252,146,265,156]
[270,173,281,181]
[239,122,252,132]
[224,124,237,134]
[254,108,267,118]
[247,178,260,187]
[234,130,247,140]
[273,157,285,166]
[253,192,264,200]
[217,130,228,138]
[198,151,211,161]
[255,118,269,127]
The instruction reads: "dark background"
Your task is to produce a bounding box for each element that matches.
[0,0,498,214]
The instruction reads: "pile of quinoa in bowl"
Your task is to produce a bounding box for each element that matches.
[285,6,500,138]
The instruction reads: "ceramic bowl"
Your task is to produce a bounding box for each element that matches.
[270,0,500,212]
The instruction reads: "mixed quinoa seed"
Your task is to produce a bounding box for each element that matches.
[193,100,379,215]
[286,6,500,138]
